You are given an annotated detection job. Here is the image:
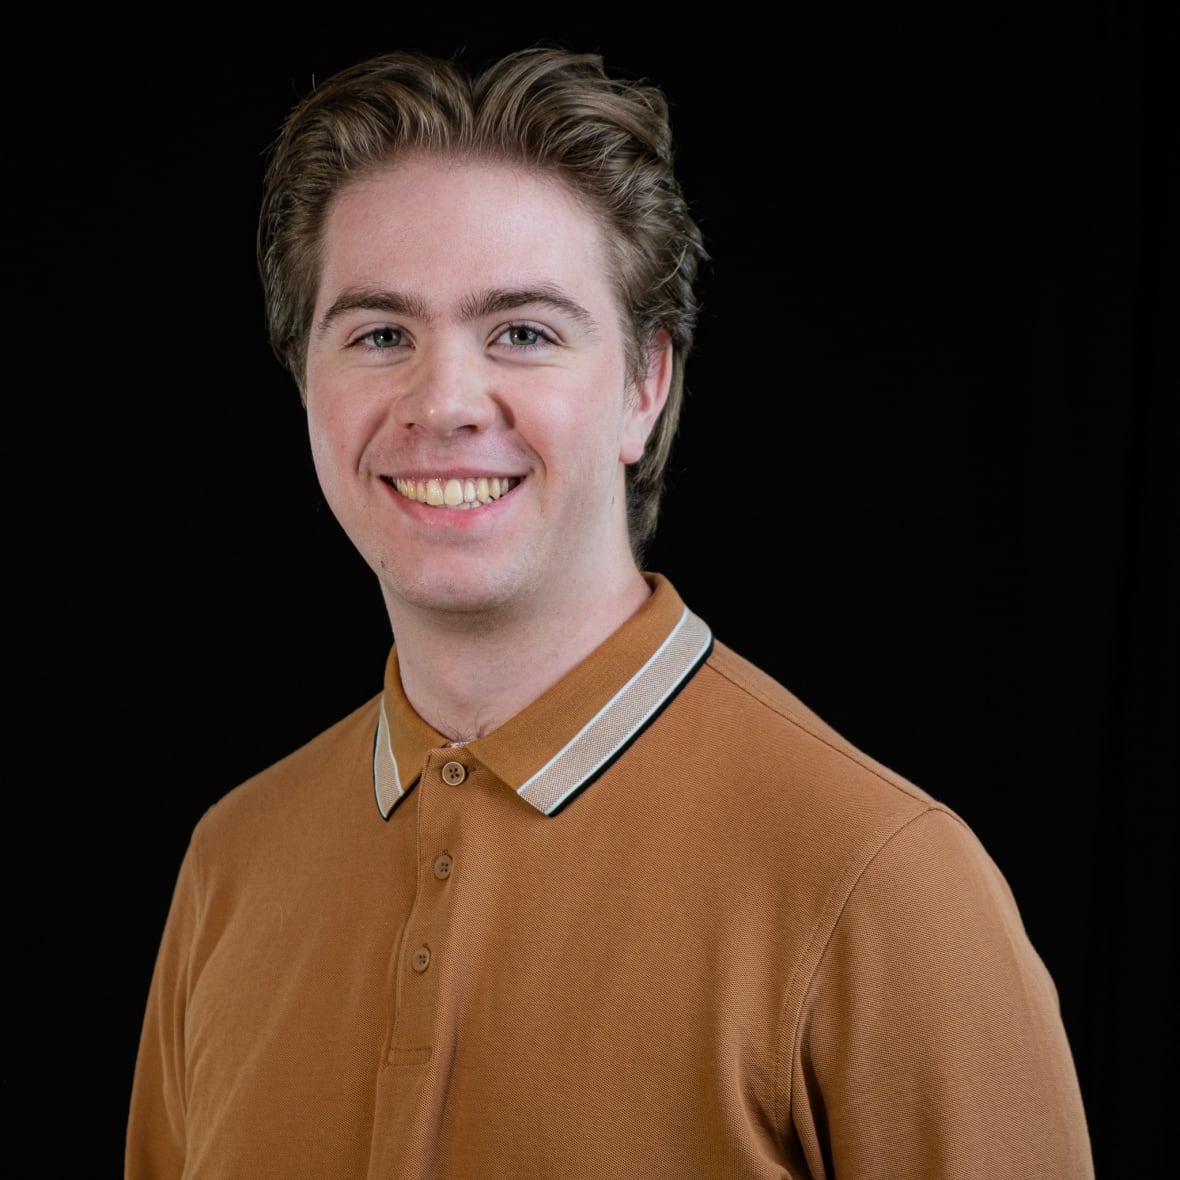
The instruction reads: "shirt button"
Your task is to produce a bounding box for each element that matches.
[433,853,454,880]
[442,761,466,785]
[410,945,431,973]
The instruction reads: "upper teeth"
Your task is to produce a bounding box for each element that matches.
[393,476,517,508]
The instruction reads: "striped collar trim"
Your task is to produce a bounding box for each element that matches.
[373,605,712,819]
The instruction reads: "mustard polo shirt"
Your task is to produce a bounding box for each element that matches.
[127,574,1093,1178]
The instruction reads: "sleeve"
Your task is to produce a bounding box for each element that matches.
[788,808,1094,1180]
[125,839,202,1180]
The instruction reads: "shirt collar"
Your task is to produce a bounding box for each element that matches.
[373,574,713,818]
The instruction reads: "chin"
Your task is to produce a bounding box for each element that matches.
[384,569,523,622]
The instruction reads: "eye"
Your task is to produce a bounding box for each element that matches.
[348,325,407,352]
[364,326,404,349]
[494,322,556,349]
[506,325,540,346]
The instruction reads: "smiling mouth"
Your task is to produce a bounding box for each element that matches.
[388,476,520,509]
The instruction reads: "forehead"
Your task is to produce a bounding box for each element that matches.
[315,156,617,310]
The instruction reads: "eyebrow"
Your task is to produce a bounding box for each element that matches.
[317,288,430,334]
[317,283,600,336]
[458,286,598,332]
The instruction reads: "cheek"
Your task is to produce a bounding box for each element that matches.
[534,388,627,478]
[305,391,370,494]
[306,367,384,447]
[561,363,632,447]
[306,416,337,481]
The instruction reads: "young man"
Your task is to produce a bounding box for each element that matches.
[126,47,1094,1178]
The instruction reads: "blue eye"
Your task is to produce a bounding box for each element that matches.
[368,327,404,348]
[507,326,541,346]
[496,323,556,349]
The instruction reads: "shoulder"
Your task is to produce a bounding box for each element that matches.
[687,638,946,826]
[635,635,994,946]
[190,692,382,855]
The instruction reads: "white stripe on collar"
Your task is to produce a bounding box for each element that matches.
[374,606,712,819]
[516,607,712,814]
[372,698,404,819]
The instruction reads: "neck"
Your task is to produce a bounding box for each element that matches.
[386,569,652,742]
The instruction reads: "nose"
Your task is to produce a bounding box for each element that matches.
[393,341,498,437]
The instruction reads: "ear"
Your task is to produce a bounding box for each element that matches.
[620,330,673,464]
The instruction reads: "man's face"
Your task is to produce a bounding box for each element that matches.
[304,158,667,627]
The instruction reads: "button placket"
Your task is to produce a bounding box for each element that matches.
[386,749,469,1074]
[406,754,465,985]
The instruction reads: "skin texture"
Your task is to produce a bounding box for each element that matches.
[304,157,671,739]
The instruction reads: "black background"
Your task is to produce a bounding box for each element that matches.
[23,6,1175,1174]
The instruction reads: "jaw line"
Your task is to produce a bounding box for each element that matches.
[386,475,521,509]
